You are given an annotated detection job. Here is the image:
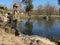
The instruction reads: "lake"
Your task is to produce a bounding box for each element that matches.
[19,18,60,39]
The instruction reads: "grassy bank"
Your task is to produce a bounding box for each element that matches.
[20,15,60,19]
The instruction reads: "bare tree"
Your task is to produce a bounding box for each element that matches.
[44,4,56,15]
[37,5,43,15]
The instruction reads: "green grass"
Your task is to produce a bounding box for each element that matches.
[0,10,9,13]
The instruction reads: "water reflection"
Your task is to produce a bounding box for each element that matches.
[21,18,60,39]
[23,18,33,35]
[45,19,55,29]
[43,19,55,38]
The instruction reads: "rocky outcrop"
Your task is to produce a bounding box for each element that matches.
[0,28,58,45]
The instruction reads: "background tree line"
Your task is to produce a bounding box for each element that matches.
[31,3,59,15]
[13,0,59,15]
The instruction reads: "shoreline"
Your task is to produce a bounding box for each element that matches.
[0,28,57,45]
[19,15,60,19]
[16,15,60,22]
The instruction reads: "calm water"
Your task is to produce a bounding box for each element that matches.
[19,18,60,39]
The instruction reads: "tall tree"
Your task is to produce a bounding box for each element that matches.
[58,0,60,4]
[22,0,33,15]
[58,0,60,15]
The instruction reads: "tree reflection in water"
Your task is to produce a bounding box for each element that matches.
[37,18,55,37]
[23,18,33,35]
[45,19,55,29]
[44,19,55,38]
[21,18,60,40]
